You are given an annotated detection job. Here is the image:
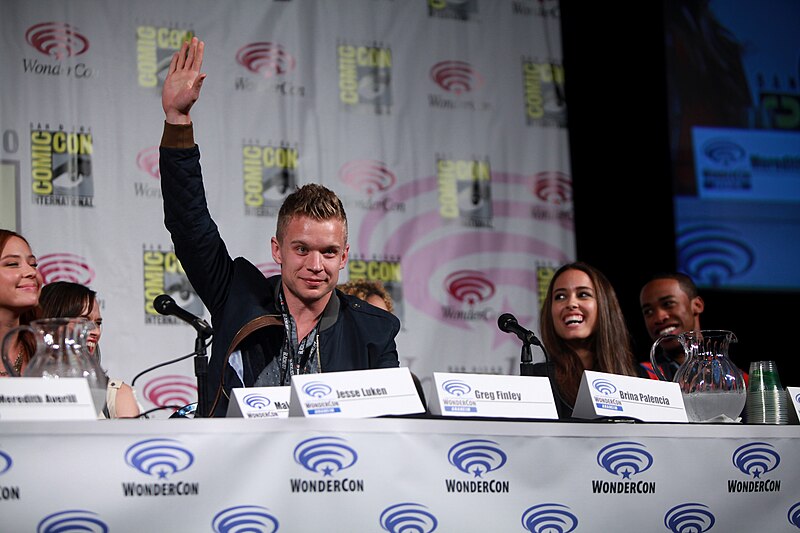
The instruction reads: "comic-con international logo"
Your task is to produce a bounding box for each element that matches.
[428,0,479,21]
[347,256,404,320]
[436,156,492,227]
[142,247,203,324]
[337,41,392,114]
[30,125,93,207]
[530,171,574,222]
[536,264,557,309]
[428,60,490,111]
[442,270,494,321]
[134,146,162,200]
[444,439,510,493]
[242,141,298,216]
[136,26,193,88]
[522,58,565,128]
[0,450,20,502]
[728,442,782,493]
[592,441,656,494]
[22,22,95,79]
[121,438,199,497]
[234,42,305,96]
[289,436,364,493]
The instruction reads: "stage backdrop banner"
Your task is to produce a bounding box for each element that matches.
[0,0,572,417]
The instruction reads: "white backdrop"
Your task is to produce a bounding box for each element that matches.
[0,0,573,417]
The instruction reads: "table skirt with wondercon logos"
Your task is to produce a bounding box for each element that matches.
[0,418,798,532]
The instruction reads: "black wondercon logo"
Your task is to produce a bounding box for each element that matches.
[337,42,392,114]
[30,125,94,207]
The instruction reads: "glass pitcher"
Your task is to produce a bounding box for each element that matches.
[650,329,746,422]
[1,317,108,414]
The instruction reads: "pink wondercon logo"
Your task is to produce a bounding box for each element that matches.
[142,375,197,411]
[136,146,161,179]
[340,159,396,195]
[25,22,89,60]
[430,60,484,95]
[444,270,495,305]
[236,42,296,78]
[532,171,572,205]
[38,253,94,285]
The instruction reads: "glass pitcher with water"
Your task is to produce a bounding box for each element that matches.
[2,317,108,414]
[649,329,746,422]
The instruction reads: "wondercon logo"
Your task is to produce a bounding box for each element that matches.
[532,171,572,205]
[302,381,332,398]
[591,378,617,395]
[293,436,357,476]
[339,159,396,195]
[380,503,438,533]
[430,60,484,94]
[243,393,272,409]
[732,442,780,478]
[136,146,160,179]
[597,441,653,478]
[521,503,578,533]
[38,253,94,285]
[664,503,715,533]
[442,379,471,396]
[25,22,90,60]
[0,450,12,474]
[445,270,495,305]
[141,374,197,410]
[789,502,800,528]
[212,505,279,533]
[124,438,194,479]
[702,139,747,166]
[677,224,755,287]
[448,439,507,477]
[37,510,107,533]
[236,42,296,78]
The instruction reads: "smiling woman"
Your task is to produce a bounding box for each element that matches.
[533,261,644,418]
[38,281,142,419]
[0,229,42,376]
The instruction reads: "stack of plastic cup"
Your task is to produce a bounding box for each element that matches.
[745,361,789,424]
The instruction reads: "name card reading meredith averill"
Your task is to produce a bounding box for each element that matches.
[572,370,688,422]
[0,377,98,421]
[226,386,291,418]
[289,367,425,418]
[428,372,558,419]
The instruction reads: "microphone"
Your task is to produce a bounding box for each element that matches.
[154,294,213,336]
[497,313,541,347]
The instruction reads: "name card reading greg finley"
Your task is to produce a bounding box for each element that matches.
[288,367,425,418]
[429,372,558,419]
[0,377,98,421]
[572,370,688,422]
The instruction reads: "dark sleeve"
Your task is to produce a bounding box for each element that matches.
[159,122,234,317]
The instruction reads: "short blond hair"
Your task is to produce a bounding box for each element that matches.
[338,279,394,313]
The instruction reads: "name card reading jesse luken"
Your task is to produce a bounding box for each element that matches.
[289,367,425,418]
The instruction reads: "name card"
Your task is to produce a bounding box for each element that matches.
[226,386,291,418]
[788,387,800,424]
[428,372,558,419]
[0,377,98,421]
[573,370,688,422]
[289,367,425,418]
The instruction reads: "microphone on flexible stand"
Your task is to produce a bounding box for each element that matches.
[154,294,213,418]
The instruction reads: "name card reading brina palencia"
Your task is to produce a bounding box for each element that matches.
[226,386,291,418]
[572,370,688,422]
[288,367,425,418]
[0,377,99,421]
[428,372,558,419]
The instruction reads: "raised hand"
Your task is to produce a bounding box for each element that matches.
[162,36,206,125]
